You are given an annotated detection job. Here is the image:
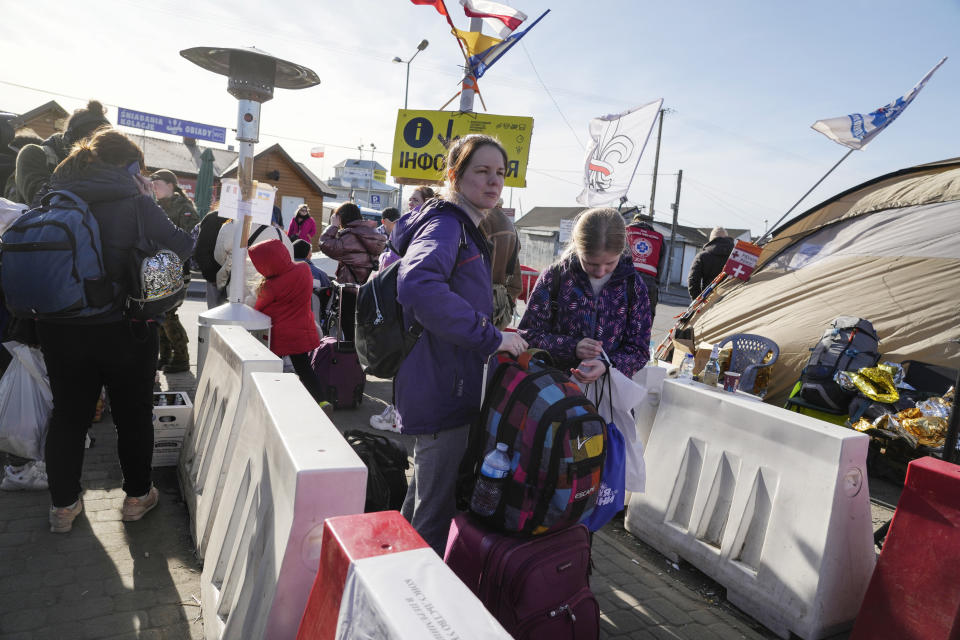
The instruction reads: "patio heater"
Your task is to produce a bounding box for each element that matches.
[179,46,320,371]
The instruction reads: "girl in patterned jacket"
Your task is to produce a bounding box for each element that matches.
[518,208,652,382]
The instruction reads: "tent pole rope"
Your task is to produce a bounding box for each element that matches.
[759,148,855,245]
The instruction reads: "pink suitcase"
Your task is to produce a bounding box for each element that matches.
[444,512,599,640]
[311,337,365,409]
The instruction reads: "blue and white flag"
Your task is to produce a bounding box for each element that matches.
[811,57,947,150]
[467,9,549,79]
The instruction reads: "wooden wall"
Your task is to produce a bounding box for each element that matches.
[18,111,66,140]
[247,150,327,249]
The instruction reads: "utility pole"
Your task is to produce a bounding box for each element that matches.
[665,169,683,289]
[648,108,665,218]
[459,17,483,113]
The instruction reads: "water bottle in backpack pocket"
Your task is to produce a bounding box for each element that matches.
[460,350,607,536]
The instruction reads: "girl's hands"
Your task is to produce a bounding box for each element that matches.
[575,338,602,360]
[571,358,606,383]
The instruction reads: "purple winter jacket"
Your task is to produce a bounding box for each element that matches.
[393,199,502,435]
[518,254,652,378]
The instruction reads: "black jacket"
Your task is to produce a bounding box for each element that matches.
[687,236,734,299]
[194,211,228,283]
[50,163,194,322]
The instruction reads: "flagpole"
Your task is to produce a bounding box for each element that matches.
[759,147,855,245]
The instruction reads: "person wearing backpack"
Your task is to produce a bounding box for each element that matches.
[317,202,386,285]
[391,134,527,554]
[149,169,198,373]
[518,207,652,382]
[14,100,110,206]
[35,129,193,533]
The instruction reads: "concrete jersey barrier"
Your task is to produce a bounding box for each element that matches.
[625,379,875,640]
[201,372,367,640]
[179,324,283,558]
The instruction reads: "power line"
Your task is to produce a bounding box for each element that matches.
[519,42,584,150]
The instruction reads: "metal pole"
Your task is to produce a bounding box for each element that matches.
[648,108,665,217]
[759,148,854,245]
[942,367,960,464]
[367,144,374,209]
[228,99,260,303]
[459,18,483,112]
[665,169,682,289]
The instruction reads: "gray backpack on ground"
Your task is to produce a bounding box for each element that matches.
[799,316,880,411]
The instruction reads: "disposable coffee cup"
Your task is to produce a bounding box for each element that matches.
[722,371,741,393]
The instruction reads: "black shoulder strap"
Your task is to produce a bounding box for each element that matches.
[548,264,561,312]
[249,225,268,245]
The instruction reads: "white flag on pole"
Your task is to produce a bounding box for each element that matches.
[577,99,663,207]
[811,57,947,150]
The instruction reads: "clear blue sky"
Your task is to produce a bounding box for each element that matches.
[3,0,957,235]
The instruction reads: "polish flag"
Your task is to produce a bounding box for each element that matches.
[310,146,325,158]
[460,0,526,35]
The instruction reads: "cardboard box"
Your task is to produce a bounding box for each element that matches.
[152,392,193,431]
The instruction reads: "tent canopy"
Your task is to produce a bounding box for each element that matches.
[690,157,960,405]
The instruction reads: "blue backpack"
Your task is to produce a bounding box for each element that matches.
[0,190,116,320]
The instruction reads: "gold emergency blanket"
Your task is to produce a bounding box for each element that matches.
[845,364,900,404]
[851,389,954,449]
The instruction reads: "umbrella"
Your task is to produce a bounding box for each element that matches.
[195,148,215,217]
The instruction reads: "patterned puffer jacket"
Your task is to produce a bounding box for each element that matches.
[518,254,652,378]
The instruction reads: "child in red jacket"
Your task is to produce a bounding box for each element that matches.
[249,239,324,403]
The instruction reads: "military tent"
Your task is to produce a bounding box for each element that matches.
[688,157,960,405]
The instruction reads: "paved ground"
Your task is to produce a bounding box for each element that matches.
[0,298,898,639]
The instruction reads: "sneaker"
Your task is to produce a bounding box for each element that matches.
[49,498,83,533]
[121,485,159,521]
[369,405,400,433]
[2,461,48,491]
[162,361,190,374]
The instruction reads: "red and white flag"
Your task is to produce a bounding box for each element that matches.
[722,240,763,281]
[459,0,526,37]
[310,146,325,158]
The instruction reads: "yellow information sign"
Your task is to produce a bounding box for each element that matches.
[391,110,534,187]
[373,169,387,183]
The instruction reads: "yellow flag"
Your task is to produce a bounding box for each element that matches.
[451,27,502,58]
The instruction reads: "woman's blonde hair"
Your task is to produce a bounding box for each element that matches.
[561,207,627,261]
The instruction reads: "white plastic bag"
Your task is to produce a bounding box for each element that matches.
[0,342,53,460]
[577,366,648,492]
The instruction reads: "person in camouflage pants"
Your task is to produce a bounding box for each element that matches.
[150,170,198,373]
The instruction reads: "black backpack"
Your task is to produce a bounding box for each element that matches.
[799,316,880,411]
[354,224,466,378]
[343,430,409,512]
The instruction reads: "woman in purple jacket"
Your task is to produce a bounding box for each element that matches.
[518,208,652,383]
[392,135,526,553]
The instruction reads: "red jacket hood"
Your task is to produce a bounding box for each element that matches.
[249,238,294,278]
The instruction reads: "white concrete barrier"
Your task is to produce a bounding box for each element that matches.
[179,325,282,557]
[625,379,875,640]
[202,371,367,640]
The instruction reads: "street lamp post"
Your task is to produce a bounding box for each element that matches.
[393,39,428,209]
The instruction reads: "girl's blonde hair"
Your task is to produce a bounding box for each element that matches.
[561,207,627,261]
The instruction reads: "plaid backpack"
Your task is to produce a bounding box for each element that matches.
[462,351,607,536]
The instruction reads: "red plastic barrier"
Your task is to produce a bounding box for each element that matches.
[851,456,960,640]
[296,511,429,640]
[518,265,539,302]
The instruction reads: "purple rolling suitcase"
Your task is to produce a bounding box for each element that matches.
[311,282,364,409]
[444,512,599,640]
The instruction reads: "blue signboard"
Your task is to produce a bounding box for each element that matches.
[370,194,381,205]
[117,107,227,144]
